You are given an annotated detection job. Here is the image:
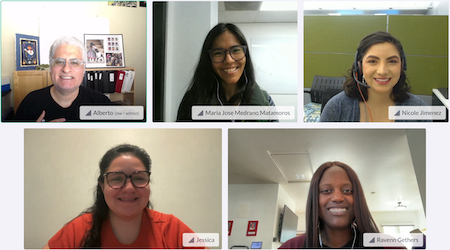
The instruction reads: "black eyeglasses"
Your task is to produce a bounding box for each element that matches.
[208,45,247,63]
[103,171,151,189]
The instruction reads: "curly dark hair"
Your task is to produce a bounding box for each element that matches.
[344,31,411,103]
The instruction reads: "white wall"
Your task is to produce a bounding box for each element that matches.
[24,129,222,249]
[427,1,449,15]
[1,2,147,107]
[296,211,306,233]
[235,23,298,122]
[372,209,426,232]
[164,1,218,121]
[228,184,278,249]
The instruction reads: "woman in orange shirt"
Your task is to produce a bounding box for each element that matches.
[44,144,198,249]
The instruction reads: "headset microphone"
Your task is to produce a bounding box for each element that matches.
[352,69,370,89]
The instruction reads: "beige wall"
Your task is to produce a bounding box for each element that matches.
[24,129,222,249]
[1,1,147,107]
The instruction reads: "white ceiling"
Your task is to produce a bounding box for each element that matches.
[228,129,425,215]
[218,1,297,23]
[218,1,446,23]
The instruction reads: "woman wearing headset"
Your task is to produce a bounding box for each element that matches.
[320,31,427,122]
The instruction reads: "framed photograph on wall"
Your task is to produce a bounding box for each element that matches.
[15,34,40,71]
[84,34,125,68]
[246,220,258,236]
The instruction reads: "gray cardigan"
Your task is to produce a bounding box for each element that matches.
[320,92,428,122]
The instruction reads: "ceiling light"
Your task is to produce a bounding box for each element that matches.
[294,173,305,180]
[303,1,434,11]
[260,1,297,11]
[395,201,407,210]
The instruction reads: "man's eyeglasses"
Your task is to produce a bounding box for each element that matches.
[103,171,151,189]
[50,58,85,68]
[208,45,247,63]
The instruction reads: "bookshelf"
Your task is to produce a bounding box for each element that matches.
[85,67,135,105]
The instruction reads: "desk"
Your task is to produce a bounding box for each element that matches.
[432,88,448,122]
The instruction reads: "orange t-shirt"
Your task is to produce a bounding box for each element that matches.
[48,208,197,248]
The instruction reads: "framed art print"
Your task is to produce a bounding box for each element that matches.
[228,221,233,236]
[246,220,258,236]
[15,34,40,71]
[84,34,125,68]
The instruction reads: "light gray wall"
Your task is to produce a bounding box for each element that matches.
[24,129,222,249]
[273,185,296,248]
[164,1,218,121]
[235,23,298,122]
[406,129,426,214]
[228,184,278,249]
[427,1,449,15]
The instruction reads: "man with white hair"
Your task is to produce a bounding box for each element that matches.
[14,36,111,122]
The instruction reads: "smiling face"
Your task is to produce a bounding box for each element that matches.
[362,42,402,96]
[318,166,355,231]
[100,154,150,220]
[211,31,246,87]
[50,44,85,94]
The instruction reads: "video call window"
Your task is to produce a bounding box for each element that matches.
[1,2,146,122]
[303,1,448,122]
[229,129,426,249]
[153,1,298,122]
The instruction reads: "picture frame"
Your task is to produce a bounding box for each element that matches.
[246,220,258,236]
[228,221,233,236]
[108,1,138,8]
[84,34,125,68]
[15,34,40,71]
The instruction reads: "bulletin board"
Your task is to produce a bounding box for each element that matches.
[39,17,110,64]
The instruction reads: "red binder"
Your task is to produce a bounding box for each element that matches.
[114,70,126,93]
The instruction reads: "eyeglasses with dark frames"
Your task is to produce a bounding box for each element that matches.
[103,171,151,189]
[208,45,247,63]
[50,58,85,68]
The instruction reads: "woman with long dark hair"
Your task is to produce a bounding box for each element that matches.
[280,161,379,248]
[176,23,276,122]
[44,144,198,248]
[320,31,427,122]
